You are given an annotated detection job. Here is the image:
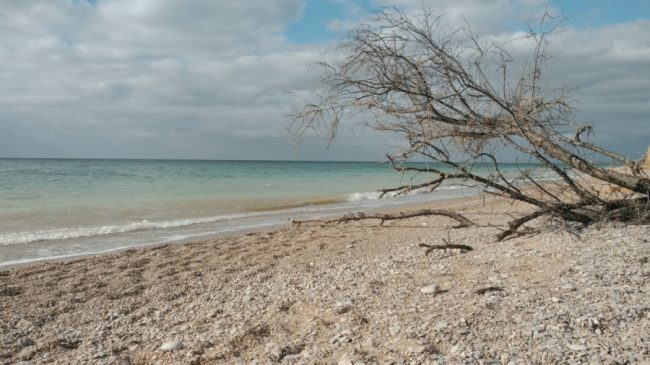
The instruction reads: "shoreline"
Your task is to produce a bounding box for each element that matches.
[0,191,479,270]
[1,193,648,364]
[0,221,288,271]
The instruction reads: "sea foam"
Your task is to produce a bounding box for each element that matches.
[0,213,259,246]
[346,184,464,202]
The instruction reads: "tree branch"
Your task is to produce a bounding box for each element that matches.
[292,209,476,228]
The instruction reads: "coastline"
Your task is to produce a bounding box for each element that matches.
[0,221,287,271]
[0,189,478,270]
[1,193,648,364]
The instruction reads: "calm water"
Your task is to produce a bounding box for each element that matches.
[0,158,547,266]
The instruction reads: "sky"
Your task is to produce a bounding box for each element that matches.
[0,0,648,161]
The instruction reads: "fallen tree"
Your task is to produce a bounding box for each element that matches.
[291,9,650,240]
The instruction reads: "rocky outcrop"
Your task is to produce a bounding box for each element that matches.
[644,145,650,170]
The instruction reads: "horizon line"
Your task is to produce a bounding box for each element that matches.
[0,156,609,165]
[0,156,386,163]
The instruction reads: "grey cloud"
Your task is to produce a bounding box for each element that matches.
[0,0,647,161]
[367,1,650,159]
[0,0,361,160]
[542,21,650,157]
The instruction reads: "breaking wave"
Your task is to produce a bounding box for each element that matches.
[0,213,258,246]
[346,184,464,202]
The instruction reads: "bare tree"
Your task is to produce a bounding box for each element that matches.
[291,9,650,240]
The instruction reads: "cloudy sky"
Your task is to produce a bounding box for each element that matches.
[0,0,648,161]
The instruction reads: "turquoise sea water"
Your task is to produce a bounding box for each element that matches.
[0,158,548,266]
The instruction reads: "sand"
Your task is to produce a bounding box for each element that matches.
[1,195,649,364]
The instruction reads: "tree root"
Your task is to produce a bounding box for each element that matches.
[292,209,476,228]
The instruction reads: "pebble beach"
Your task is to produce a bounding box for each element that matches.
[1,195,649,364]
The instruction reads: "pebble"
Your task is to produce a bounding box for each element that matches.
[420,283,440,294]
[335,298,353,314]
[267,345,282,361]
[160,340,184,351]
[408,345,426,354]
[338,354,353,365]
[434,321,448,331]
[568,344,588,352]
[389,323,401,336]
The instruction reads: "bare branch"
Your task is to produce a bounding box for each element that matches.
[292,209,476,228]
[419,242,473,255]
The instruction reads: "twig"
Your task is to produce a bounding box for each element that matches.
[418,242,473,255]
[474,286,503,295]
[496,209,548,241]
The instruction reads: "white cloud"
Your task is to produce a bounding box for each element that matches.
[549,21,650,156]
[373,0,552,34]
[0,0,648,160]
[354,1,650,158]
[0,0,357,160]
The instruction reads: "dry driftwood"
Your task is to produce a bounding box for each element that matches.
[418,242,473,255]
[475,286,504,295]
[292,208,476,228]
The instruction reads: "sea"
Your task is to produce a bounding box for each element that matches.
[0,158,550,267]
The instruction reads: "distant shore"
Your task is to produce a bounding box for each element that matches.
[1,193,648,364]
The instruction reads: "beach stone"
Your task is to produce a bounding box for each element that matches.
[335,298,353,314]
[389,323,401,336]
[532,325,545,333]
[567,344,587,352]
[434,321,448,331]
[408,345,426,354]
[338,354,353,365]
[267,344,282,361]
[160,340,184,351]
[420,283,440,294]
[361,336,376,348]
[622,340,636,349]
